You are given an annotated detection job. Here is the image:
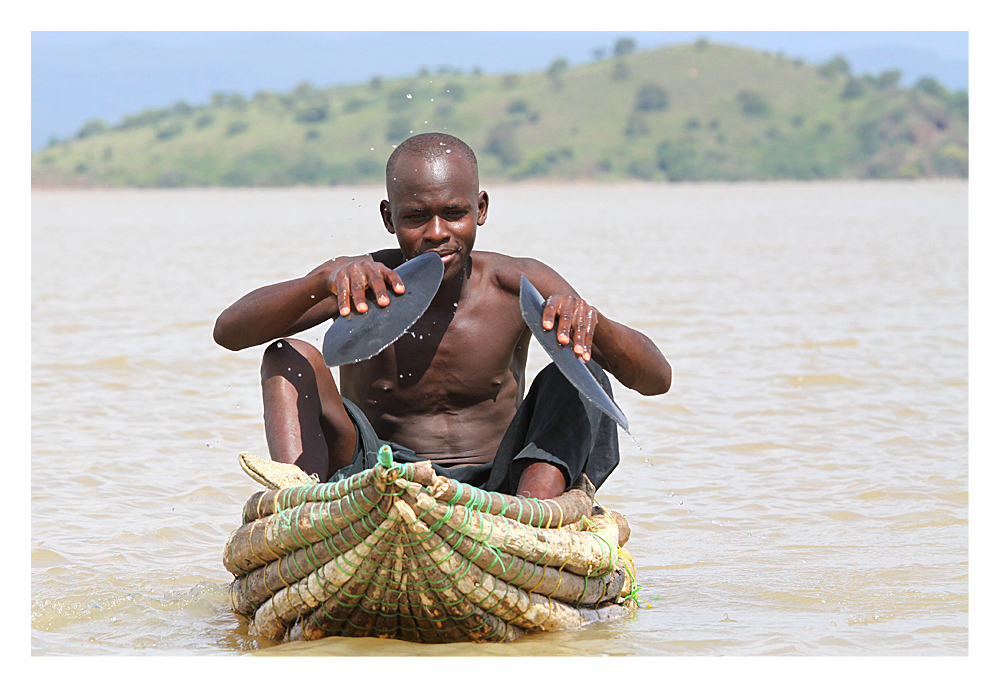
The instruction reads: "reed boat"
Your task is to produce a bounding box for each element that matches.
[224,445,639,644]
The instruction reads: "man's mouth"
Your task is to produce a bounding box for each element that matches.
[427,249,458,265]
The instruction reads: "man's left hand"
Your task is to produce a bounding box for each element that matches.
[541,294,599,361]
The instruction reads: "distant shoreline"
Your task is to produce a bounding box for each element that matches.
[30,177,970,193]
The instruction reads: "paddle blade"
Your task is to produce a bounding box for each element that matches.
[519,276,630,432]
[322,252,444,367]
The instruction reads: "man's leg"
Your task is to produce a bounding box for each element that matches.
[515,460,566,500]
[260,338,358,481]
[483,361,620,498]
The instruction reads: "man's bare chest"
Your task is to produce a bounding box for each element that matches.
[341,294,529,412]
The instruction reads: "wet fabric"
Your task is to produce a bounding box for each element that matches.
[331,361,621,494]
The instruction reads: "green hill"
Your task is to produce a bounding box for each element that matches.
[31,40,968,187]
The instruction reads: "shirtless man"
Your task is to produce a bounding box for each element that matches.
[214,133,671,499]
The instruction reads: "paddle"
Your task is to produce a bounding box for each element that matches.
[519,276,630,433]
[321,252,444,367]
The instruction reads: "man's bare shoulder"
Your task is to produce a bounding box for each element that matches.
[471,251,556,295]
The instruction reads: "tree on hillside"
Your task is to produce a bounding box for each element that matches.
[634,83,669,112]
[295,105,329,123]
[877,70,902,89]
[655,140,697,181]
[841,78,866,100]
[547,58,569,90]
[737,90,770,117]
[507,99,530,115]
[624,114,649,137]
[76,119,107,139]
[611,60,630,81]
[485,121,521,167]
[916,77,948,99]
[817,56,851,79]
[614,37,636,57]
[386,117,412,142]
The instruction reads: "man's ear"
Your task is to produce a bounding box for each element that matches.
[477,190,489,226]
[380,200,396,234]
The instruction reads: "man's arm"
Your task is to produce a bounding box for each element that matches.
[508,257,671,396]
[213,250,405,351]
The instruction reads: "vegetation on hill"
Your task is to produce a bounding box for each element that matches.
[31,39,968,187]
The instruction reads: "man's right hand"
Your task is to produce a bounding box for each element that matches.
[327,258,406,317]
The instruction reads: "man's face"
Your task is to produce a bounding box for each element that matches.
[380,152,488,282]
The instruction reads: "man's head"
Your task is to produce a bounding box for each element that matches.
[380,133,488,282]
[385,132,479,193]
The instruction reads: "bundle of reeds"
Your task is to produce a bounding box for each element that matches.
[224,446,638,643]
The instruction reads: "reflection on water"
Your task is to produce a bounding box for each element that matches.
[31,181,967,655]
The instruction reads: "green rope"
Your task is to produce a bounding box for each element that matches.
[377,444,394,468]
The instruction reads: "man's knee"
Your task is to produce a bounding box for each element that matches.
[261,338,324,379]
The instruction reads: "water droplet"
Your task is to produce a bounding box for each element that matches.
[406,93,412,99]
[276,342,282,348]
[206,443,212,448]
[370,147,374,151]
[446,149,451,153]
[297,373,302,377]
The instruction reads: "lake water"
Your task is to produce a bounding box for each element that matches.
[30,181,969,661]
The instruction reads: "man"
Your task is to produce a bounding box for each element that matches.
[214,133,670,499]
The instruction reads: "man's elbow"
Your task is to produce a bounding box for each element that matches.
[213,315,243,351]
[639,362,671,396]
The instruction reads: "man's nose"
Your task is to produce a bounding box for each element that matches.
[425,215,449,242]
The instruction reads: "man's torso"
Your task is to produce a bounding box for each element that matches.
[339,250,532,464]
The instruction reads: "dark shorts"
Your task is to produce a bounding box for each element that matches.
[331,361,621,495]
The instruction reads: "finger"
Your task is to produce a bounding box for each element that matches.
[336,272,352,317]
[582,308,597,361]
[350,272,369,314]
[541,297,559,331]
[368,267,392,308]
[572,304,588,357]
[556,299,573,346]
[385,268,406,295]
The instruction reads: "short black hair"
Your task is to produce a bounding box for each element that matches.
[385,132,479,189]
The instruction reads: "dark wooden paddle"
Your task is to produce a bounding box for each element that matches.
[321,252,444,367]
[519,276,630,433]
